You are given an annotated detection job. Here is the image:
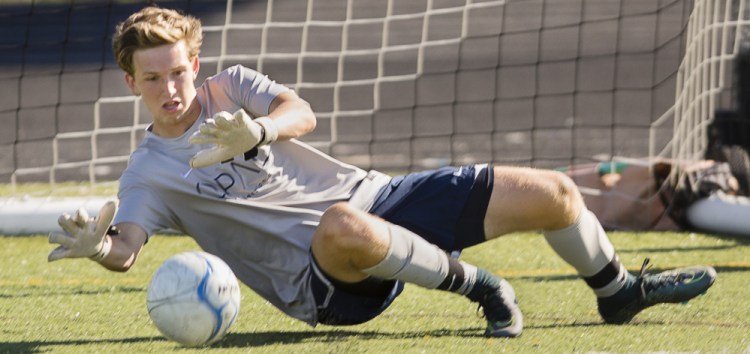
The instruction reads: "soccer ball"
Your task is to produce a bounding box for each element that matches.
[147,251,241,347]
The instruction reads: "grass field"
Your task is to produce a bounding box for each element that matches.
[0,231,748,353]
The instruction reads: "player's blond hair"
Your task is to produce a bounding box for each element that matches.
[112,6,203,76]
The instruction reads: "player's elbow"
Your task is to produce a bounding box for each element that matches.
[285,92,316,136]
[297,98,317,135]
[272,91,317,137]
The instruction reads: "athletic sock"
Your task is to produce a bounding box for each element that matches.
[464,267,502,302]
[543,208,633,298]
[362,223,499,300]
[433,256,501,302]
[362,223,450,289]
[597,272,639,311]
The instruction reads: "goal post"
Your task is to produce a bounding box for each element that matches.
[1,0,748,234]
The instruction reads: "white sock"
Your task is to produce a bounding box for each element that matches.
[362,223,450,289]
[543,208,628,297]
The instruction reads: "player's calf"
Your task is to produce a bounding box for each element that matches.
[359,221,524,336]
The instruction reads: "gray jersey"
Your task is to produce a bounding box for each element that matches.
[114,65,389,325]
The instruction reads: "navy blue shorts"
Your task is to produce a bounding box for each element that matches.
[311,255,405,325]
[370,164,493,251]
[312,164,494,325]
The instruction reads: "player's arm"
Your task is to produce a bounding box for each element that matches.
[266,90,316,141]
[48,202,147,272]
[189,90,315,168]
[97,222,147,272]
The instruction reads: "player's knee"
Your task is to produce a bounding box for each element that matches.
[549,170,579,202]
[543,170,585,228]
[314,202,371,252]
[319,202,356,230]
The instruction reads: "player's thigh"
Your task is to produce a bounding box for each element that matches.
[484,166,583,237]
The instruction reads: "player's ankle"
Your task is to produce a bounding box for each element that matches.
[598,273,638,308]
[466,268,502,302]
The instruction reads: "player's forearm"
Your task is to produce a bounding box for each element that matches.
[96,236,135,271]
[266,92,316,141]
[95,223,146,272]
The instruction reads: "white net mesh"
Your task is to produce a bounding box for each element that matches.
[651,0,747,161]
[1,0,748,233]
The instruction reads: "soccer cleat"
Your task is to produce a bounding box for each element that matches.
[478,278,523,337]
[598,258,717,324]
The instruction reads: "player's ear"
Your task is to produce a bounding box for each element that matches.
[124,73,140,96]
[191,56,200,80]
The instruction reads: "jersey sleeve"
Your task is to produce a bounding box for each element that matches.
[228,64,290,116]
[114,171,173,238]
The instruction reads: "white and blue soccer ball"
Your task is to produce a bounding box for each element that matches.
[147,251,241,347]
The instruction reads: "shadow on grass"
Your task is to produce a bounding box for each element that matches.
[214,327,504,348]
[0,329,488,352]
[617,243,745,253]
[2,325,548,352]
[6,318,738,353]
[505,263,750,283]
[0,336,164,354]
[223,318,716,348]
[0,286,144,299]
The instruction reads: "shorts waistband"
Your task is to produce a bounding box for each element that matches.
[348,170,392,212]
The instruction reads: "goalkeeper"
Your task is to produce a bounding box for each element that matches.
[48,5,716,337]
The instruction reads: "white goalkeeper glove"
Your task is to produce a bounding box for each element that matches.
[47,201,117,262]
[188,109,278,168]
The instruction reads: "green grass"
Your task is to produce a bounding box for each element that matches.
[0,182,118,198]
[1,232,748,353]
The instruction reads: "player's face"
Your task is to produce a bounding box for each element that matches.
[125,41,200,137]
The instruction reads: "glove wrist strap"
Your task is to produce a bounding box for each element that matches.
[254,117,278,145]
[89,236,112,262]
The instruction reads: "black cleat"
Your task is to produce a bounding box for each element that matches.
[598,258,716,324]
[479,279,523,337]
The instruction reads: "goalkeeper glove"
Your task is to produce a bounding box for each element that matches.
[47,201,117,262]
[188,109,278,168]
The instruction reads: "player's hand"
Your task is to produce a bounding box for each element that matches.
[48,201,117,262]
[188,109,278,168]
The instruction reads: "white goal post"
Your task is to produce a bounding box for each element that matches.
[1,0,748,234]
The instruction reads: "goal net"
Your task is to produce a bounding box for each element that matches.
[1,0,748,234]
